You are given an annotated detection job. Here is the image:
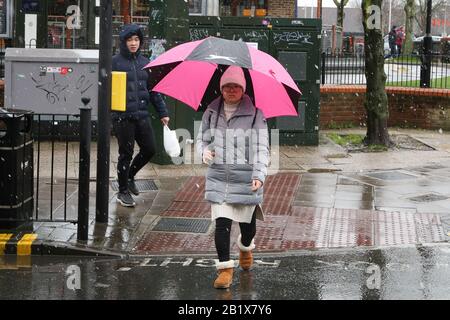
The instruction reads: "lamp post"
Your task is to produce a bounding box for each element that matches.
[444,3,447,36]
[388,0,392,32]
[420,0,432,88]
[95,0,112,222]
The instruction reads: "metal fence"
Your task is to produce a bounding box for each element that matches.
[33,114,85,223]
[321,51,450,89]
[0,111,92,240]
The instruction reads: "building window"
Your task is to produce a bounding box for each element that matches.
[221,0,267,17]
[189,0,206,15]
[131,0,149,17]
[47,0,86,49]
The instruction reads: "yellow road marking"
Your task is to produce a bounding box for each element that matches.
[17,234,37,256]
[0,234,13,255]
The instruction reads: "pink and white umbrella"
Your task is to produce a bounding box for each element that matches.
[144,37,301,119]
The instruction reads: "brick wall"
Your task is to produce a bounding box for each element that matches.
[320,85,450,130]
[268,0,295,18]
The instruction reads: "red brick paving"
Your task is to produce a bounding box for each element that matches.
[133,174,445,254]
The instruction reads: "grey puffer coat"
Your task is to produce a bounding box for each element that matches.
[196,95,269,205]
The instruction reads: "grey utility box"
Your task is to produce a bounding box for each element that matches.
[4,48,99,117]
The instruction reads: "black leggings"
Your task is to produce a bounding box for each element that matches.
[215,212,257,262]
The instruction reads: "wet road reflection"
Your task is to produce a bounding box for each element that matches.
[2,245,450,300]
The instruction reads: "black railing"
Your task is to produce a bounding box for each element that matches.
[0,111,92,240]
[321,51,450,89]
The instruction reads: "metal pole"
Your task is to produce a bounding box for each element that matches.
[322,52,326,85]
[317,0,322,19]
[388,0,392,32]
[96,0,112,223]
[444,4,447,36]
[421,0,433,88]
[78,100,91,241]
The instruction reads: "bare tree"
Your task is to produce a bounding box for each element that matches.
[362,0,393,146]
[333,0,350,29]
[381,0,404,34]
[415,0,446,34]
[403,0,415,54]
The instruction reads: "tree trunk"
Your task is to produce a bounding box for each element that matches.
[403,0,415,55]
[362,0,393,146]
[333,0,349,29]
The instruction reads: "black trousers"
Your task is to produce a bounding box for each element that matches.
[215,212,257,262]
[113,117,156,193]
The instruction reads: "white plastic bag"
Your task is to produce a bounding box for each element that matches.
[163,125,181,157]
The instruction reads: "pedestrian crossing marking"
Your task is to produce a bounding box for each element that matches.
[17,234,37,256]
[0,234,13,255]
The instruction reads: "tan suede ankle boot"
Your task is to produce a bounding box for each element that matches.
[214,260,234,289]
[237,235,255,271]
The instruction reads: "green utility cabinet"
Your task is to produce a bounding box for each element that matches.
[188,16,322,147]
[148,10,321,164]
[269,18,321,145]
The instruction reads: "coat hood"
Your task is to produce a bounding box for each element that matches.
[119,24,144,59]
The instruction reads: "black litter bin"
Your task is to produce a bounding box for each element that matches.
[0,109,34,230]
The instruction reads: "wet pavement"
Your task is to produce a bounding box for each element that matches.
[8,128,449,256]
[2,245,450,300]
[2,128,450,300]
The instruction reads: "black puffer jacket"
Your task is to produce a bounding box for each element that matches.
[112,24,168,120]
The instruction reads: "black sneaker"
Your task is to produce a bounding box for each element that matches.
[128,178,139,196]
[117,191,136,207]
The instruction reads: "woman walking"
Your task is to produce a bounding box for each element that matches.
[196,66,269,289]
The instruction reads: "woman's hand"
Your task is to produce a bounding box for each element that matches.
[161,117,170,126]
[252,179,263,192]
[202,149,215,164]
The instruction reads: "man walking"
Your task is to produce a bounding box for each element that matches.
[388,26,397,57]
[112,24,170,207]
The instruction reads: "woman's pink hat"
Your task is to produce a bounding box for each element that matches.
[220,66,246,92]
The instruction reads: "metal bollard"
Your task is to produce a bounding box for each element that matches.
[77,97,92,241]
[321,52,326,85]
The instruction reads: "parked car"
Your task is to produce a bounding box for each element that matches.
[412,35,442,55]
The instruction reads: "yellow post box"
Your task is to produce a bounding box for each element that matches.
[111,71,127,111]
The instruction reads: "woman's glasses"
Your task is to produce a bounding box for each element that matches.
[222,84,242,92]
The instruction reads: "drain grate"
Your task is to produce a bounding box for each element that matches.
[111,179,158,192]
[408,193,449,203]
[364,171,417,181]
[152,218,211,233]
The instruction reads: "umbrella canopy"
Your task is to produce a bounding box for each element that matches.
[144,37,301,119]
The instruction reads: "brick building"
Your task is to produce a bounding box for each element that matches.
[0,0,296,51]
[191,0,295,18]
